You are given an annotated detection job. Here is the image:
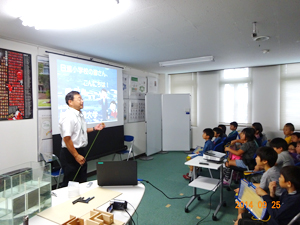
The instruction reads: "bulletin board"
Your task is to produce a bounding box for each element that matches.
[122,75,158,123]
[0,48,33,121]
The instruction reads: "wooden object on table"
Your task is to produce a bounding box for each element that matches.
[38,187,121,224]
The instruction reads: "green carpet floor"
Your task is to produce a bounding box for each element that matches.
[88,151,239,225]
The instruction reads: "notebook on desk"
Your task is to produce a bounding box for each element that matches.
[96,161,138,186]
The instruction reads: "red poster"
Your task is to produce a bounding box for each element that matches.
[0,48,33,120]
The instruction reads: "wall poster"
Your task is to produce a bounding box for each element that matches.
[123,74,129,99]
[0,48,33,121]
[147,77,158,93]
[128,99,145,122]
[38,109,53,155]
[129,76,147,99]
[38,56,51,108]
[123,99,129,124]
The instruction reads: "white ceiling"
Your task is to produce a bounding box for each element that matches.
[0,0,300,74]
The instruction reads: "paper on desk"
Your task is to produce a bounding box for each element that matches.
[38,187,121,224]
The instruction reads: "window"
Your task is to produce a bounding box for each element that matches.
[280,63,300,130]
[169,73,197,126]
[219,68,251,124]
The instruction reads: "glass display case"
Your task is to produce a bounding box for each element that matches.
[0,161,52,225]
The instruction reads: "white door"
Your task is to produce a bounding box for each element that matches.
[162,94,191,151]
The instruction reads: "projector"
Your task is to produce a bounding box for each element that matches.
[203,150,226,162]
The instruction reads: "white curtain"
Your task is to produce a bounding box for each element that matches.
[169,73,197,126]
[280,63,300,130]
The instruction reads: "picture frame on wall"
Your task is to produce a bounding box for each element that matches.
[37,56,51,108]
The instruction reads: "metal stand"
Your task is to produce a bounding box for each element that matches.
[184,160,226,220]
[159,151,168,154]
[212,165,225,220]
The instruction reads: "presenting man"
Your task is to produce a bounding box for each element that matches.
[59,91,105,187]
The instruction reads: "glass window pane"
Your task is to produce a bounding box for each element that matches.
[236,83,248,123]
[223,68,249,79]
[219,69,250,124]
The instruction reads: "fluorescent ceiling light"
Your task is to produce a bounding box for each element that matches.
[159,56,214,67]
[5,0,130,30]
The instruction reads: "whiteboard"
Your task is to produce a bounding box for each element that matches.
[145,94,162,156]
[162,94,191,151]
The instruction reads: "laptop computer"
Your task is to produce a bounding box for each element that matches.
[96,161,138,186]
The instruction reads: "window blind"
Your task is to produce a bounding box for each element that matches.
[280,63,300,130]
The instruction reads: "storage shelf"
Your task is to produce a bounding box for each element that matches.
[188,176,220,191]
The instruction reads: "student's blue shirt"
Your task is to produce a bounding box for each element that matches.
[203,140,214,153]
[228,130,238,138]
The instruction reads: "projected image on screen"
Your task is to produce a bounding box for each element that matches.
[57,60,118,123]
[50,53,123,135]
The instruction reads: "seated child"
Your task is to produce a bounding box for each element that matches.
[270,138,294,169]
[235,166,300,225]
[249,138,294,183]
[228,121,239,138]
[291,132,300,143]
[283,123,294,144]
[200,128,214,154]
[234,147,283,224]
[223,128,259,185]
[218,124,227,138]
[290,141,300,164]
[183,128,214,180]
[213,127,223,146]
[288,142,297,154]
[254,147,283,197]
[252,122,267,146]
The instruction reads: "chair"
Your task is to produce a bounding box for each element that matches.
[261,140,268,146]
[112,135,135,161]
[213,137,226,152]
[288,212,300,225]
[40,153,63,189]
[224,133,238,145]
[226,154,257,191]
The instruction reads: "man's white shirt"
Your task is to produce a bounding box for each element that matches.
[59,107,88,148]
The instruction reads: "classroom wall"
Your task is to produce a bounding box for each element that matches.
[192,65,283,147]
[0,38,38,172]
[0,37,159,171]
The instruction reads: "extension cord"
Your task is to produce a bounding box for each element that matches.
[113,200,127,210]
